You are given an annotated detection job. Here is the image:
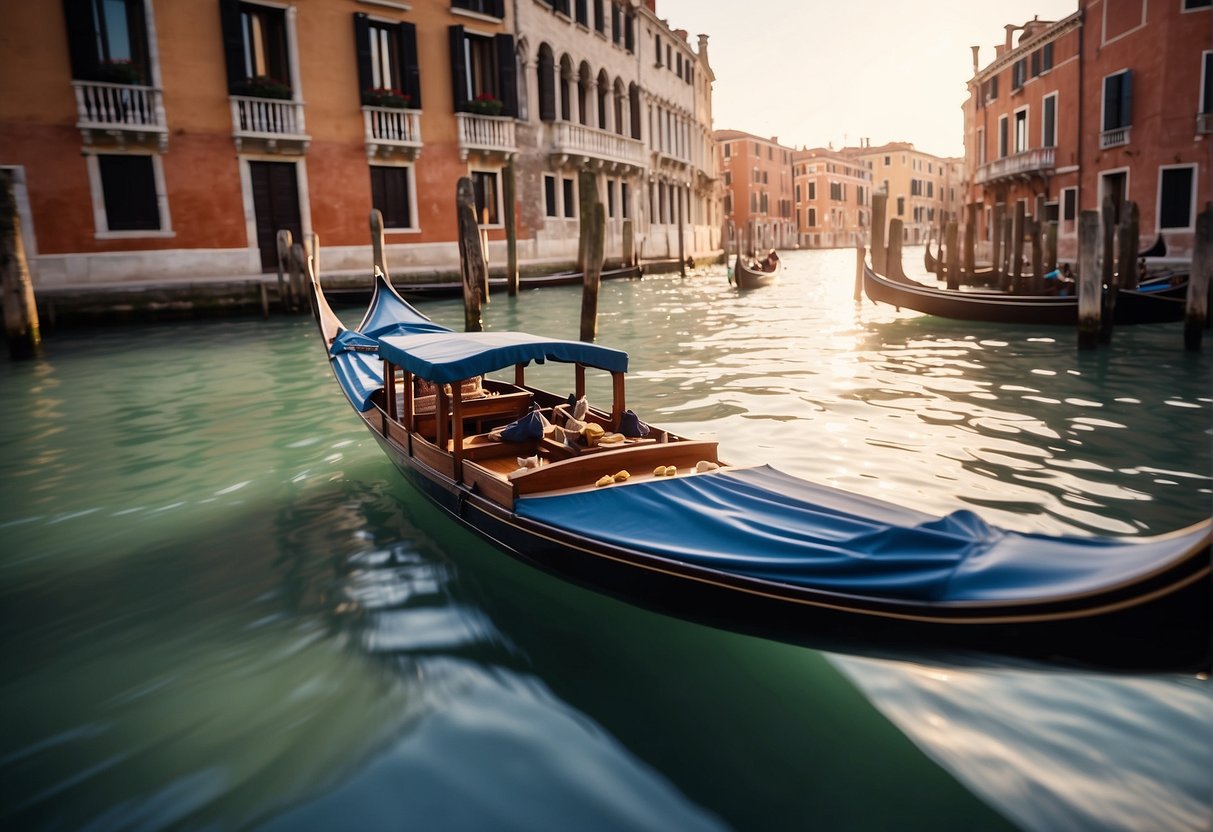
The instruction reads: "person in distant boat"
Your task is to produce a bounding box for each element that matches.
[763,249,779,271]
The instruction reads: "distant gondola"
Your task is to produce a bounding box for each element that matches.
[732,252,780,291]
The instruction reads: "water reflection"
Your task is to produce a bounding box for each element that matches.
[833,656,1213,832]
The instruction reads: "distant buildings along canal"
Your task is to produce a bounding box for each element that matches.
[0,0,721,291]
[964,0,1211,263]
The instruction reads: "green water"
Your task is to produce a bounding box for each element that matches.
[2,248,1209,830]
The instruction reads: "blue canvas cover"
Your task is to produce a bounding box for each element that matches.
[514,466,1208,604]
[377,331,628,384]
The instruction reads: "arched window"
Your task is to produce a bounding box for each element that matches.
[613,77,625,136]
[537,44,555,121]
[559,54,574,121]
[578,61,592,125]
[596,69,610,131]
[628,83,641,140]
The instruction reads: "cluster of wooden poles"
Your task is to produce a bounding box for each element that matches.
[852,189,1211,351]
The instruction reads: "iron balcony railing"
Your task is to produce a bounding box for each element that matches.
[547,122,645,168]
[73,80,167,146]
[455,112,515,158]
[974,146,1055,184]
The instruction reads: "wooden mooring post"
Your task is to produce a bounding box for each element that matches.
[853,244,864,302]
[1044,220,1058,275]
[1186,204,1211,351]
[964,203,977,284]
[1077,210,1101,349]
[276,229,293,310]
[1,170,40,359]
[1117,201,1139,289]
[370,209,388,276]
[1011,201,1025,287]
[1029,218,1042,292]
[456,177,485,332]
[1100,196,1116,288]
[1000,214,1013,291]
[990,203,1004,288]
[871,191,887,275]
[580,170,606,342]
[887,218,904,280]
[945,221,959,291]
[503,161,519,297]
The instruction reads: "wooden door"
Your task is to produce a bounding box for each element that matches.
[249,161,302,270]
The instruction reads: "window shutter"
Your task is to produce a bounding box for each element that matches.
[353,13,373,99]
[538,49,555,122]
[398,22,421,108]
[1120,70,1132,127]
[219,0,247,93]
[490,0,505,17]
[495,34,517,117]
[1103,74,1117,129]
[449,25,468,111]
[62,0,99,80]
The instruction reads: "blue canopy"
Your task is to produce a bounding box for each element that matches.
[377,331,629,384]
[514,465,1208,604]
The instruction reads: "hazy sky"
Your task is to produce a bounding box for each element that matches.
[653,0,1080,158]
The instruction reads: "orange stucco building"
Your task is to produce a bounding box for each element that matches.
[963,0,1211,262]
[0,0,718,289]
[714,130,796,251]
[790,147,871,249]
[841,141,961,245]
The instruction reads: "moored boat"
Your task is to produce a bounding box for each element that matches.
[863,263,1188,326]
[732,253,780,291]
[309,260,1210,672]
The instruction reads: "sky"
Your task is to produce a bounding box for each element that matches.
[652,0,1080,158]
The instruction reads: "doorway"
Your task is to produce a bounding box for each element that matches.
[249,161,302,270]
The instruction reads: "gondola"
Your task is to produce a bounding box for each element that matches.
[308,260,1210,672]
[732,253,780,291]
[863,263,1188,326]
[923,243,996,284]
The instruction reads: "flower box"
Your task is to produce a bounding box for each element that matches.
[234,75,292,100]
[362,88,411,109]
[467,93,503,116]
[97,59,143,85]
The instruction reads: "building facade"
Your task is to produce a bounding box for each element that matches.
[963,0,1211,263]
[843,140,958,245]
[0,0,719,289]
[714,130,796,251]
[790,147,871,249]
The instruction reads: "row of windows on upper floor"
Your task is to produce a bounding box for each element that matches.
[531,1,697,87]
[979,42,1055,105]
[720,142,792,164]
[793,164,872,180]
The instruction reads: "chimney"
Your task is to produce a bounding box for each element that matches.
[697,33,710,66]
[644,0,656,12]
[971,45,980,74]
[1004,24,1016,51]
[674,28,688,42]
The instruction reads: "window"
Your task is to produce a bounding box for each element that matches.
[1061,186,1077,235]
[575,0,588,26]
[611,3,622,44]
[370,165,413,229]
[883,155,890,166]
[64,0,151,83]
[607,179,616,218]
[1012,58,1026,89]
[96,153,161,231]
[1042,42,1053,72]
[1102,70,1132,130]
[896,196,904,216]
[1041,93,1057,147]
[976,126,985,165]
[471,169,500,225]
[451,0,504,16]
[653,33,661,65]
[807,181,816,200]
[355,17,420,107]
[621,182,630,219]
[1183,0,1211,9]
[544,174,557,217]
[723,143,730,158]
[232,4,289,92]
[723,171,731,185]
[596,0,606,34]
[562,177,575,218]
[448,27,516,116]
[1158,166,1196,230]
[1013,108,1028,153]
[998,114,1008,158]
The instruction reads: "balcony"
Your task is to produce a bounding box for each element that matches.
[363,106,422,159]
[1197,113,1213,135]
[546,123,646,172]
[455,112,515,160]
[230,96,309,154]
[1099,126,1130,149]
[974,146,1055,185]
[73,81,168,151]
[653,147,692,172]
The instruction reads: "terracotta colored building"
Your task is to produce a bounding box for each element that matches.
[963,0,1211,262]
[714,130,796,251]
[843,140,958,245]
[0,0,718,290]
[791,147,871,249]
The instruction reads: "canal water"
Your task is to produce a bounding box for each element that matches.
[1,248,1210,831]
